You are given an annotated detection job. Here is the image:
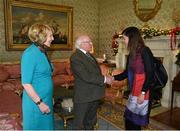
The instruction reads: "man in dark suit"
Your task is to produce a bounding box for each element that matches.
[70,35,113,130]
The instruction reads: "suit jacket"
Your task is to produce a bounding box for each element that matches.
[70,49,105,103]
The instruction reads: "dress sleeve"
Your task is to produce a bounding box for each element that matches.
[114,69,128,81]
[21,51,36,84]
[141,47,154,92]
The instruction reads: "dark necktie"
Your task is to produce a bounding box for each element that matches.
[86,53,95,61]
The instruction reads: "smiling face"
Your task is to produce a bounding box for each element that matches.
[79,35,93,53]
[43,31,54,47]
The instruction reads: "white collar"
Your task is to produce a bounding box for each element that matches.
[79,48,87,54]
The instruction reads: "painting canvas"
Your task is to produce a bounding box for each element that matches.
[4,0,73,51]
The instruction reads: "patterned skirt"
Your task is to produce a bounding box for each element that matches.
[124,74,150,126]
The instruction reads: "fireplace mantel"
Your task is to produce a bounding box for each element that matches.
[115,36,180,108]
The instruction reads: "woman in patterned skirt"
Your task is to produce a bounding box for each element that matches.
[113,26,154,130]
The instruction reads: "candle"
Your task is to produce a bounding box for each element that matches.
[103,54,106,60]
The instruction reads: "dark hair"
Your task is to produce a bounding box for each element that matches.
[122,26,145,56]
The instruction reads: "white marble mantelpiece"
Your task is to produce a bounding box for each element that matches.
[115,36,180,108]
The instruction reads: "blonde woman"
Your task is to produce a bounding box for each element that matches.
[21,23,54,130]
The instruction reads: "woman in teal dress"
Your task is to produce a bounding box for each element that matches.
[21,23,54,130]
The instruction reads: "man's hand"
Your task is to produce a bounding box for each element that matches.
[105,76,114,85]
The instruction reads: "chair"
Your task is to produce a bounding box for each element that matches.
[99,64,126,110]
[104,68,127,111]
[99,64,110,76]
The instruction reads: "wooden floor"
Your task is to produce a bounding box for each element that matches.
[151,107,180,130]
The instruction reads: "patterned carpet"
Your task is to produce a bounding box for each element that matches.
[97,102,174,130]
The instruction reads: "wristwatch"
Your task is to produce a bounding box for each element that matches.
[141,91,146,95]
[36,99,43,105]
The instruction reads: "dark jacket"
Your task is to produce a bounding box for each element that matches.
[70,49,105,103]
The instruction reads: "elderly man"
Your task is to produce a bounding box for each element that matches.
[70,35,112,129]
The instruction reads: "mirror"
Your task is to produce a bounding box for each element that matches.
[133,0,162,22]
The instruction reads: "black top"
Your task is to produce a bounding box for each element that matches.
[114,46,154,92]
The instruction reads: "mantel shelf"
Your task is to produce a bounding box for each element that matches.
[144,35,180,41]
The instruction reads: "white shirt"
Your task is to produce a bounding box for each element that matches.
[79,48,87,54]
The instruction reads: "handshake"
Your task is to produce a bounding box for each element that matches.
[105,76,114,85]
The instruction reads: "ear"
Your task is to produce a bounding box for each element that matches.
[39,33,46,41]
[90,45,94,54]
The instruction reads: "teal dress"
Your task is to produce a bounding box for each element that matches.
[21,43,54,130]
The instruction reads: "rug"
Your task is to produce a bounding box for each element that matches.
[97,102,174,130]
[54,113,73,130]
[54,112,119,130]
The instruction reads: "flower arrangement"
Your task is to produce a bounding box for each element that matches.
[112,32,122,56]
[140,27,170,39]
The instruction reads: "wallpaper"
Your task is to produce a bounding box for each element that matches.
[0,0,179,62]
[0,0,99,62]
[98,0,179,60]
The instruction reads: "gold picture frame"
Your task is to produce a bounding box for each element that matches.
[4,0,73,51]
[133,0,162,22]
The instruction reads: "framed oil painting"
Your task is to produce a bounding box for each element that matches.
[4,0,73,51]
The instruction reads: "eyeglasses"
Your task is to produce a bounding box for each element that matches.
[81,41,92,44]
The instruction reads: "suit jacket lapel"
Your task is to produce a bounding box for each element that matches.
[76,49,98,66]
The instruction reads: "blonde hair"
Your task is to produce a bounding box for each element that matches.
[28,23,53,45]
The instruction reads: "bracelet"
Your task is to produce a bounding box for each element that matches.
[36,99,43,105]
[141,91,146,95]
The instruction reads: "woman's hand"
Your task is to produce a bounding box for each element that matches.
[38,102,50,114]
[137,94,145,104]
